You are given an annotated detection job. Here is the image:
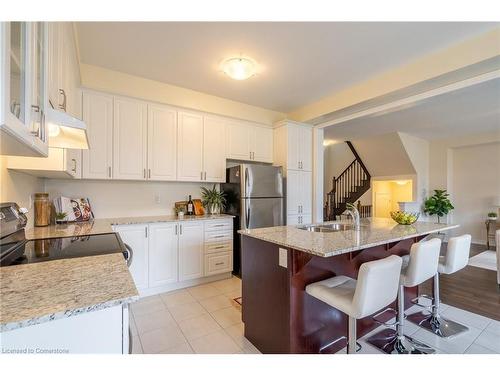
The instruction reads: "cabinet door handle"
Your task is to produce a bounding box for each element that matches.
[204,171,207,180]
[148,169,151,179]
[201,171,203,180]
[108,166,112,178]
[175,224,178,235]
[71,159,77,172]
[180,224,182,235]
[213,245,225,249]
[143,169,146,179]
[215,262,224,266]
[145,227,148,238]
[58,89,67,112]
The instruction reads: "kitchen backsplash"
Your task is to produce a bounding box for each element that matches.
[44,179,216,218]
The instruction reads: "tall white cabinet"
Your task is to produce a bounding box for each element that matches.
[274,120,313,225]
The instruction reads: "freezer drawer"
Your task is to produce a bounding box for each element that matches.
[241,197,284,229]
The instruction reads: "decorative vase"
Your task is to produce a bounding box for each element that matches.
[209,204,220,215]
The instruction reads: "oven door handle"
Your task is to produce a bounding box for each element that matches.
[124,243,133,268]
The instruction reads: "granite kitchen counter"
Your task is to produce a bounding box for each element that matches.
[0,253,139,332]
[25,214,234,240]
[238,217,458,257]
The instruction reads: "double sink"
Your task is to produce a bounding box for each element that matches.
[297,223,360,233]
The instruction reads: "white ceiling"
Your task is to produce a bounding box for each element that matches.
[75,22,498,112]
[323,78,500,141]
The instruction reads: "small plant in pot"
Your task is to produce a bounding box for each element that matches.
[423,189,454,224]
[488,212,498,220]
[201,185,226,215]
[55,212,68,224]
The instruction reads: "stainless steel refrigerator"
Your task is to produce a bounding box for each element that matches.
[221,164,284,276]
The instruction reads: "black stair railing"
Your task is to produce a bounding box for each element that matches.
[325,141,371,221]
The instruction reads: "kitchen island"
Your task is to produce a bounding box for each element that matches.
[238,218,458,354]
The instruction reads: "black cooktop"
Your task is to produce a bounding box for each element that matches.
[0,232,128,267]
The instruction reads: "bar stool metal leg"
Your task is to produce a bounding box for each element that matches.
[348,317,357,354]
[367,286,435,354]
[407,273,468,338]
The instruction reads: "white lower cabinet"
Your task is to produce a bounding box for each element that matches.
[287,214,312,226]
[0,305,127,354]
[114,219,233,295]
[148,222,178,288]
[114,224,149,290]
[178,222,204,281]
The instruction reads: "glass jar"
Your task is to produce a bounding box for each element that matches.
[34,192,51,227]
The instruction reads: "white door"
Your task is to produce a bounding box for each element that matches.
[287,124,300,170]
[147,104,177,181]
[226,121,251,161]
[177,111,203,181]
[286,170,300,215]
[300,171,313,214]
[82,91,113,179]
[178,222,204,281]
[113,97,147,180]
[299,126,313,172]
[114,224,149,290]
[203,116,226,182]
[148,223,178,288]
[251,126,273,163]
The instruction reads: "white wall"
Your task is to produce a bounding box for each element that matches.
[0,157,44,227]
[450,142,500,243]
[44,179,215,218]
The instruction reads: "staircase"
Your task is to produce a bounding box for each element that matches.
[325,141,371,221]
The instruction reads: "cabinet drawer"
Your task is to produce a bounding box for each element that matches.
[204,230,233,243]
[204,220,233,232]
[204,252,232,276]
[204,241,232,254]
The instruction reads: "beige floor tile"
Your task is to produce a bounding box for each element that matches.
[156,342,194,354]
[131,297,167,317]
[134,309,176,334]
[178,313,222,340]
[224,322,245,347]
[169,301,207,322]
[160,290,196,308]
[189,331,240,354]
[241,340,261,354]
[140,323,188,354]
[210,277,242,293]
[211,306,242,328]
[131,335,143,354]
[188,284,223,300]
[224,288,242,300]
[198,294,234,312]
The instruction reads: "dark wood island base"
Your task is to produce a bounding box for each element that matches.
[241,235,426,354]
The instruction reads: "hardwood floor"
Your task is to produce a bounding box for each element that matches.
[420,243,500,321]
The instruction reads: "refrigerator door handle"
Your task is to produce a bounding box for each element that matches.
[246,204,250,229]
[244,167,249,196]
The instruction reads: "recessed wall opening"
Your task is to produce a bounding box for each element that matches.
[372,179,413,218]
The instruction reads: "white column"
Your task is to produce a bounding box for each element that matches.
[312,127,324,223]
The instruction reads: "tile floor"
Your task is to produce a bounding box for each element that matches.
[130,276,500,355]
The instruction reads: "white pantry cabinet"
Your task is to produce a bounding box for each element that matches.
[114,224,149,290]
[147,104,177,181]
[203,116,226,182]
[82,90,113,179]
[178,221,204,281]
[1,22,49,157]
[226,120,273,163]
[113,97,148,180]
[177,111,204,181]
[148,222,178,288]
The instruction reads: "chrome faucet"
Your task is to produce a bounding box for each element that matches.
[345,203,361,230]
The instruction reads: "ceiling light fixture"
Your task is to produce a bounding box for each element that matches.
[221,57,256,81]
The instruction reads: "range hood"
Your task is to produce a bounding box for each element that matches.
[46,107,89,149]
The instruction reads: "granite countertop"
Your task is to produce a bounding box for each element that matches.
[0,253,139,332]
[238,218,458,257]
[25,214,234,240]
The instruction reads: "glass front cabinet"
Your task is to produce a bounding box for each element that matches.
[1,22,48,157]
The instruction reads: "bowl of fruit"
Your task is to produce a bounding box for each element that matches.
[390,211,419,225]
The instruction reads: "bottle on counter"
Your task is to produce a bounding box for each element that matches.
[34,193,51,227]
[187,195,194,216]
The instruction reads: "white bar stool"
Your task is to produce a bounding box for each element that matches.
[407,234,471,337]
[305,255,403,354]
[367,238,442,354]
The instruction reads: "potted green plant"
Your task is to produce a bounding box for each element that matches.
[487,212,498,220]
[201,185,226,215]
[423,189,454,224]
[55,212,68,224]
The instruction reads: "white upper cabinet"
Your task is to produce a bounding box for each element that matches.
[287,122,312,171]
[226,120,251,161]
[113,96,148,180]
[82,91,113,179]
[251,125,273,163]
[178,222,204,281]
[177,111,203,181]
[147,104,177,181]
[1,22,49,157]
[203,116,226,182]
[148,222,179,288]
